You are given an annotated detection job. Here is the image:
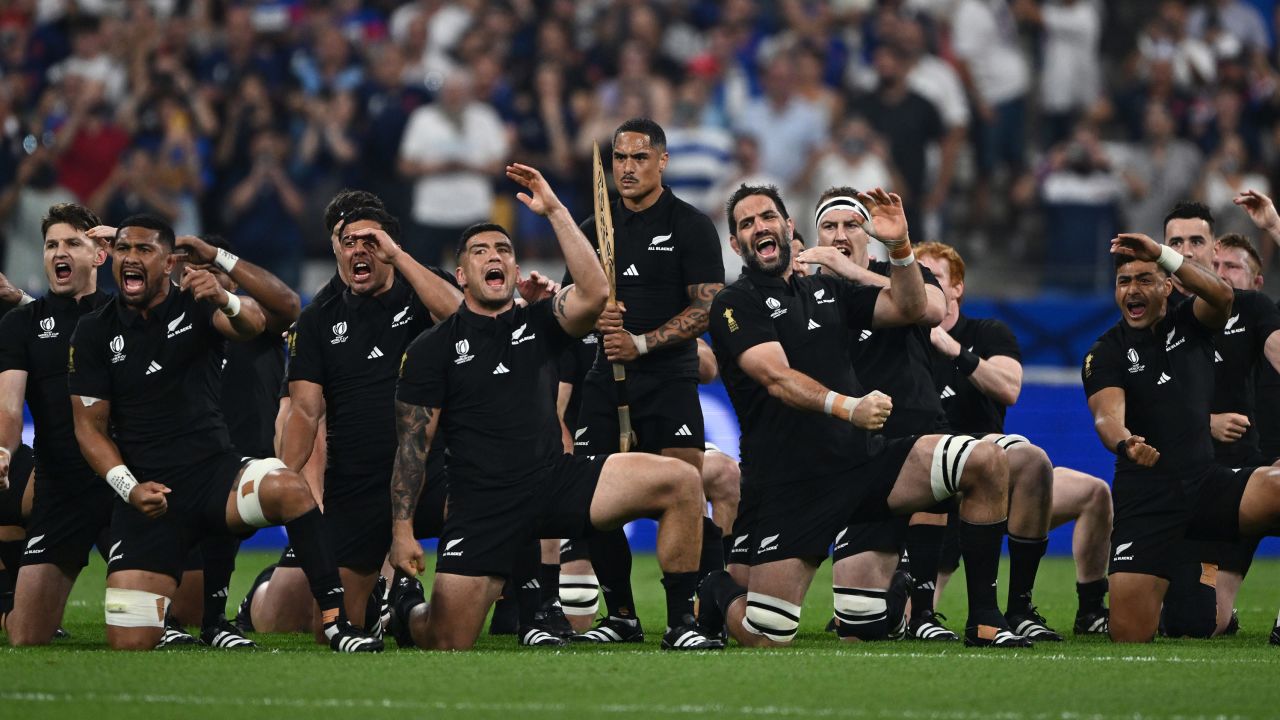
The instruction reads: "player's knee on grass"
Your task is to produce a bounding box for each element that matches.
[104,587,169,650]
[834,587,889,641]
[742,592,801,645]
[1161,564,1217,639]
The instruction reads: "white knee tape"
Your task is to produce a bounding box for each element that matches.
[931,435,978,502]
[559,574,600,617]
[833,587,888,626]
[104,587,170,628]
[742,592,801,643]
[985,433,1029,451]
[237,458,286,528]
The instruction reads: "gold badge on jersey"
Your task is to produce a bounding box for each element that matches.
[723,308,739,333]
[287,330,297,357]
[1084,352,1092,378]
[67,346,75,373]
[399,352,408,377]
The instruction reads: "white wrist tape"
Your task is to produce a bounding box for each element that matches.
[221,292,242,317]
[106,464,138,502]
[889,251,915,267]
[824,391,862,422]
[18,291,35,305]
[631,332,649,356]
[214,247,239,274]
[1157,245,1184,274]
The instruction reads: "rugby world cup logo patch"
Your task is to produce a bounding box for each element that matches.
[331,321,348,345]
[38,317,58,339]
[455,339,474,365]
[109,335,126,363]
[765,296,786,319]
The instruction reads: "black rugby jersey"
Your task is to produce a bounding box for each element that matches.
[1209,290,1280,465]
[709,267,880,486]
[222,331,285,459]
[1082,298,1217,477]
[849,261,946,437]
[1255,296,1280,458]
[68,285,231,475]
[288,274,445,499]
[558,333,599,440]
[931,314,1021,436]
[397,299,572,487]
[0,290,111,483]
[575,186,723,380]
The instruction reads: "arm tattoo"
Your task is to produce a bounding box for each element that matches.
[390,401,434,522]
[646,282,722,351]
[553,286,570,321]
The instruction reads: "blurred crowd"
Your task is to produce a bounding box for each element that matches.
[2,0,1280,295]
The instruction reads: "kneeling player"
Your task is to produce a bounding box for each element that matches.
[69,215,380,652]
[1086,231,1280,642]
[700,185,1025,648]
[387,165,720,651]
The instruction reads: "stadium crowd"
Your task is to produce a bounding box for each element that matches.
[3,0,1280,655]
[2,1,1280,292]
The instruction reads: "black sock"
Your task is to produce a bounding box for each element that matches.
[589,528,636,619]
[660,571,698,628]
[200,537,240,628]
[513,542,541,627]
[1006,534,1048,615]
[390,568,426,617]
[283,508,346,627]
[540,563,560,605]
[699,517,724,584]
[959,519,1006,623]
[277,544,300,568]
[705,569,747,618]
[1076,578,1108,615]
[905,524,944,617]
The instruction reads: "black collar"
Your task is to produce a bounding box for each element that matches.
[458,298,521,330]
[44,288,108,312]
[114,282,177,328]
[342,276,403,310]
[615,186,673,224]
[741,265,791,291]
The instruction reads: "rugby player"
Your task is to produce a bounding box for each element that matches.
[700,184,1026,648]
[387,163,721,651]
[1,204,114,646]
[1084,230,1280,643]
[916,242,1113,636]
[68,214,380,651]
[570,118,725,643]
[0,444,35,630]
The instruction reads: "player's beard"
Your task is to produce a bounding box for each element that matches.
[743,230,792,277]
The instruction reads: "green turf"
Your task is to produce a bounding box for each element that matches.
[4,552,1280,719]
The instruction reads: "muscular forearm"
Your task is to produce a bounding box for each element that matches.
[886,261,928,322]
[280,411,321,472]
[390,401,434,530]
[968,361,1022,407]
[765,367,837,416]
[643,306,709,352]
[552,206,607,303]
[390,251,462,321]
[1093,415,1131,455]
[228,258,301,330]
[0,412,20,456]
[1176,259,1232,310]
[73,415,126,477]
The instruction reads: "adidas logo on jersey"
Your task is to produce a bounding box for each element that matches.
[493,363,510,375]
[859,329,872,342]
[623,264,639,277]
[807,319,821,330]
[145,361,163,375]
[940,385,956,399]
[367,346,384,359]
[1215,351,1224,363]
[1156,372,1171,385]
[675,424,693,437]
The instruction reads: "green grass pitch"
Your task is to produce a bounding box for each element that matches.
[4,551,1280,719]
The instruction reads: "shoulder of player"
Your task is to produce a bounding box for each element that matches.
[711,277,758,307]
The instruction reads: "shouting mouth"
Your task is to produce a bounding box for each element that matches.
[54,261,72,282]
[121,267,145,295]
[484,267,506,289]
[351,261,372,283]
[755,235,779,261]
[1125,299,1147,322]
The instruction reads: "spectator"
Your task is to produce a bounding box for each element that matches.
[664,77,734,215]
[87,146,181,228]
[951,0,1031,176]
[1187,0,1273,55]
[296,90,360,250]
[1014,0,1103,147]
[509,62,579,257]
[1200,133,1271,239]
[293,25,364,96]
[0,148,77,292]
[1115,102,1204,240]
[357,43,429,226]
[807,116,899,206]
[1137,2,1218,92]
[398,70,508,266]
[224,129,305,289]
[45,17,126,104]
[708,133,785,280]
[733,52,827,192]
[1039,124,1124,292]
[50,85,131,202]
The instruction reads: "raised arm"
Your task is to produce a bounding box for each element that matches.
[177,235,301,334]
[507,163,608,336]
[857,189,927,328]
[343,226,463,323]
[181,266,268,341]
[280,380,326,472]
[798,245,946,326]
[738,341,892,430]
[389,400,440,576]
[1234,189,1280,246]
[1086,387,1158,467]
[928,327,1023,407]
[0,270,29,309]
[1112,232,1232,329]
